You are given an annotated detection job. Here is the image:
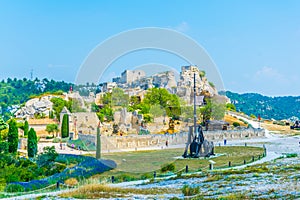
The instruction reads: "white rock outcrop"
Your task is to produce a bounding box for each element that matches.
[14,95,54,119]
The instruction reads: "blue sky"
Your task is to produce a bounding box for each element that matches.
[0,1,300,96]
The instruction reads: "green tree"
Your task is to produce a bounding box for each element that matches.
[49,110,54,119]
[27,128,37,158]
[200,99,212,123]
[91,103,100,112]
[111,88,129,107]
[37,146,58,168]
[149,104,165,118]
[143,88,181,118]
[96,105,114,122]
[45,124,59,137]
[68,98,86,113]
[7,119,19,154]
[50,97,68,121]
[226,103,236,111]
[101,92,112,105]
[211,101,226,120]
[143,88,170,107]
[23,120,29,137]
[61,114,69,138]
[0,116,8,140]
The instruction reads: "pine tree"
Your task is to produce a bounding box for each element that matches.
[0,116,8,140]
[96,124,101,159]
[27,128,37,157]
[7,119,19,154]
[61,114,69,138]
[24,120,29,137]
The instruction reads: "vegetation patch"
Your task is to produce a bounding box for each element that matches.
[4,154,116,192]
[182,184,201,197]
[60,184,178,199]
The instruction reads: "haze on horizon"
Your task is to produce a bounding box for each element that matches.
[0,1,300,97]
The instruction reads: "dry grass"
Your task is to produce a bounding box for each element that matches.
[64,178,79,187]
[60,184,178,198]
[224,115,247,127]
[261,121,300,135]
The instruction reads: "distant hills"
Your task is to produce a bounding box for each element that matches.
[222,91,300,121]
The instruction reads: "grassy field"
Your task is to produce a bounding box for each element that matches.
[93,146,265,181]
[261,121,300,135]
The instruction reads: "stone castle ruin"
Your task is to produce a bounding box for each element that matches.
[103,65,219,106]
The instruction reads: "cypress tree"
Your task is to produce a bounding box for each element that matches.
[27,128,37,157]
[24,120,29,137]
[8,119,19,154]
[0,116,8,140]
[61,114,69,138]
[96,124,101,159]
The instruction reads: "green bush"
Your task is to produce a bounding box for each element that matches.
[286,153,298,158]
[233,122,240,127]
[116,174,136,182]
[141,173,152,180]
[161,163,175,173]
[182,184,200,196]
[5,184,25,193]
[143,114,153,123]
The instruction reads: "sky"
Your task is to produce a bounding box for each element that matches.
[0,0,300,96]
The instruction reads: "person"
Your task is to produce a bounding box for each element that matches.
[165,140,168,147]
[60,142,62,150]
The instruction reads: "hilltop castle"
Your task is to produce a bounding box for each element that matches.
[99,65,218,105]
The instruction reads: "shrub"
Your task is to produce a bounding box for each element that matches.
[141,173,152,180]
[209,81,215,88]
[143,114,153,123]
[113,174,136,183]
[161,163,175,173]
[233,122,240,127]
[5,184,25,193]
[65,178,78,186]
[286,153,297,158]
[181,184,200,196]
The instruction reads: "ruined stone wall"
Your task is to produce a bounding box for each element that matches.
[78,128,265,152]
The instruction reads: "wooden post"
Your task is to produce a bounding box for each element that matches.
[111,176,115,183]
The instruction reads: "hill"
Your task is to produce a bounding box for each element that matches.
[223,91,300,121]
[0,78,73,119]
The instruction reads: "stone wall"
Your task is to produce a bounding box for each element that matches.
[78,128,265,152]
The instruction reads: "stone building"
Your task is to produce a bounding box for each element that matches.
[112,70,146,84]
[59,107,99,138]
